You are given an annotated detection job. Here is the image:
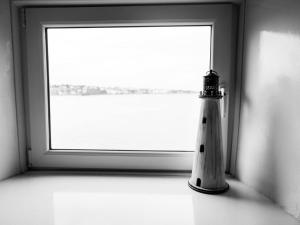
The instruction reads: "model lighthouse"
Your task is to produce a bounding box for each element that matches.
[188,70,229,194]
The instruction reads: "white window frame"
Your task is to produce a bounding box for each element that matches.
[23,4,237,171]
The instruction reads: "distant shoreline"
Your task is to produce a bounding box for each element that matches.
[50,85,198,96]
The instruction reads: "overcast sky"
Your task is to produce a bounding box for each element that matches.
[47,26,211,91]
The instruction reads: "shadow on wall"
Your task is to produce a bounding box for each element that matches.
[258,31,300,217]
[237,30,300,219]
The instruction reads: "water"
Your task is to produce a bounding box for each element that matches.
[49,94,201,151]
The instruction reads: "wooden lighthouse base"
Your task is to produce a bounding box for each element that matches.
[189,98,229,194]
[188,180,229,194]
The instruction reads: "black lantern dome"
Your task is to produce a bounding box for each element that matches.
[200,70,222,98]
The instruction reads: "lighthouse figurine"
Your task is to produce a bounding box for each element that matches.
[188,70,229,194]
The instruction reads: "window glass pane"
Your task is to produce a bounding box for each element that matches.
[47,26,211,151]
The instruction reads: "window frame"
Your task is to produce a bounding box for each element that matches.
[24,4,237,171]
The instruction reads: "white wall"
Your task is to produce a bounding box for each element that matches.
[237,0,300,220]
[0,0,20,180]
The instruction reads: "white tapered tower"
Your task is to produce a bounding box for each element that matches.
[188,70,229,194]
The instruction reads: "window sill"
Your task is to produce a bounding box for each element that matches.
[0,171,297,225]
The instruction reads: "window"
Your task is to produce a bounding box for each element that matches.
[47,26,211,151]
[24,4,237,170]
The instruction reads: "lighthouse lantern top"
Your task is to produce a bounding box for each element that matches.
[200,70,223,98]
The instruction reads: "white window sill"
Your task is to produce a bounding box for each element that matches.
[0,171,298,225]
